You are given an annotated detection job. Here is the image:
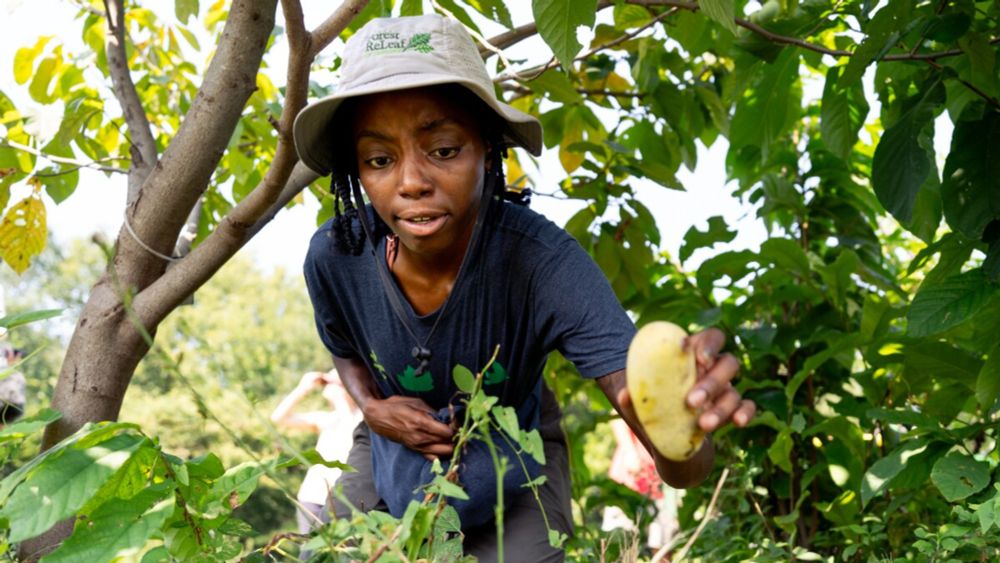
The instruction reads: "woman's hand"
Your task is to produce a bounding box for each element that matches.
[684,328,755,431]
[363,395,455,461]
[297,370,327,391]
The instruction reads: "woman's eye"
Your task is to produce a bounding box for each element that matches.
[432,147,460,159]
[365,156,392,168]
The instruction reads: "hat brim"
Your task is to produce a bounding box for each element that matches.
[293,74,543,176]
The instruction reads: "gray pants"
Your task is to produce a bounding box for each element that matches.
[332,389,573,561]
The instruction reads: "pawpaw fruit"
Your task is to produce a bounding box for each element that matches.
[626,321,705,461]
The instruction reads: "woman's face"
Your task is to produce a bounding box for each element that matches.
[351,87,488,259]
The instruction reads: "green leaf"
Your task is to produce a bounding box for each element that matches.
[861,438,929,507]
[821,66,870,161]
[0,308,62,330]
[976,343,1000,411]
[759,237,810,278]
[452,364,476,394]
[903,340,984,390]
[211,460,271,508]
[532,0,597,70]
[292,448,353,472]
[524,70,582,104]
[0,408,61,443]
[923,13,971,43]
[491,406,520,440]
[3,432,145,542]
[41,485,174,563]
[871,79,945,225]
[175,0,198,23]
[428,475,469,500]
[37,167,79,204]
[464,0,512,28]
[768,429,794,473]
[434,0,481,33]
[729,49,800,160]
[930,452,990,502]
[399,0,423,16]
[839,2,913,86]
[820,249,860,310]
[699,0,738,35]
[941,106,1000,240]
[907,269,998,338]
[519,428,546,464]
[680,216,736,263]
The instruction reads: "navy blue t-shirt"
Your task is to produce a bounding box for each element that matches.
[303,200,635,523]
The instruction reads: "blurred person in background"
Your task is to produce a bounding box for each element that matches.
[271,369,362,535]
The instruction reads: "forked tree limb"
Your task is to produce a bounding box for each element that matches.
[102,0,158,204]
[132,0,367,327]
[116,0,276,283]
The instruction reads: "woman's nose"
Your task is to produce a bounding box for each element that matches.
[397,153,432,198]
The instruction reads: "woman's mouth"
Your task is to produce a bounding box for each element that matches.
[397,214,447,237]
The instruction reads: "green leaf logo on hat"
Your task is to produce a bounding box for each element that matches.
[404,33,433,53]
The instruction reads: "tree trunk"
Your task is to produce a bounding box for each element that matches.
[41,278,150,449]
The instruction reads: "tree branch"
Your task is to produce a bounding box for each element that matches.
[281,0,309,53]
[1,140,128,174]
[308,0,371,59]
[495,5,676,83]
[631,0,997,62]
[114,0,277,292]
[102,0,158,204]
[134,162,318,326]
[133,0,364,325]
[479,21,538,58]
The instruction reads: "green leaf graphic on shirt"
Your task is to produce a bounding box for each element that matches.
[484,362,508,386]
[369,350,389,380]
[397,365,434,392]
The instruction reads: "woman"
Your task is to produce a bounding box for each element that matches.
[293,14,754,560]
[270,370,361,535]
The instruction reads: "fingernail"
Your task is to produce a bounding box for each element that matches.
[689,389,707,407]
[702,413,719,428]
[701,347,716,361]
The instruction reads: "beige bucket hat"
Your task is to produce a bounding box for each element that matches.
[293,14,543,176]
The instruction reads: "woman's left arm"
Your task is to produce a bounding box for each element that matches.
[596,328,755,488]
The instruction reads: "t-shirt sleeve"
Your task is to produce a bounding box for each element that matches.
[303,240,359,359]
[532,237,636,378]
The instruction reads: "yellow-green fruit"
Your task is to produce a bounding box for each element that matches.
[627,321,704,461]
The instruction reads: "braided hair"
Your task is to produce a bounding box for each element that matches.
[327,85,530,256]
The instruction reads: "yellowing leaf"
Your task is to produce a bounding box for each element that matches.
[13,36,52,85]
[559,116,584,173]
[0,195,47,275]
[504,151,530,188]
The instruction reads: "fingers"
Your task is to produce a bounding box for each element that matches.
[685,328,726,372]
[420,442,455,461]
[734,400,756,427]
[687,353,740,408]
[699,387,741,431]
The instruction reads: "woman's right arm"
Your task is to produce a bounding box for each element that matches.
[332,355,455,460]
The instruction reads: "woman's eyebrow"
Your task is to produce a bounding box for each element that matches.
[418,117,460,132]
[356,128,393,142]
